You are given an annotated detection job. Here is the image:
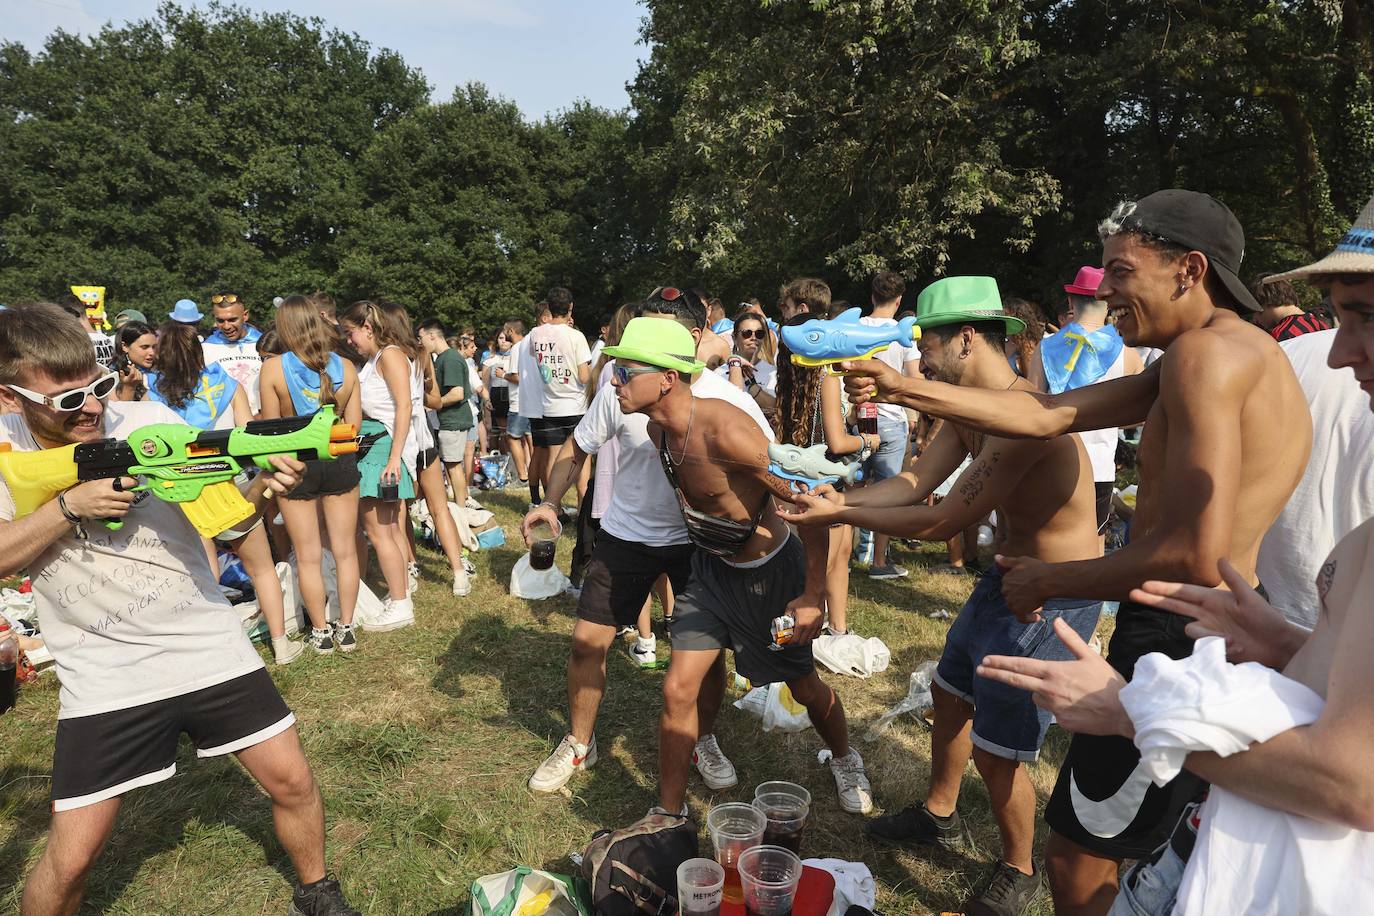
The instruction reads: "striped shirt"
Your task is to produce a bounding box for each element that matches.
[1269,310,1332,342]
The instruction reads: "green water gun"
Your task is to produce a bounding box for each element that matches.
[0,407,360,537]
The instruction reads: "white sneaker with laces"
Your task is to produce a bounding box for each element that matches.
[529,734,597,793]
[465,496,483,510]
[693,734,738,789]
[630,635,657,667]
[364,597,415,632]
[453,567,472,597]
[829,749,874,814]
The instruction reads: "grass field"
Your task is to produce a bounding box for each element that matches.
[0,490,1092,915]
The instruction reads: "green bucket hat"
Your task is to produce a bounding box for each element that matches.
[602,317,706,375]
[915,276,1025,336]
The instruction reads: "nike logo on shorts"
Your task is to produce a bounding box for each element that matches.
[1069,760,1154,839]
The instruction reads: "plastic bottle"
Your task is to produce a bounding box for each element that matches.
[858,401,878,436]
[0,620,18,715]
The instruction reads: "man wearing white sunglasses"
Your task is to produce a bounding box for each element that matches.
[0,303,361,916]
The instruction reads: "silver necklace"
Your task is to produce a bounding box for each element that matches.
[668,398,695,466]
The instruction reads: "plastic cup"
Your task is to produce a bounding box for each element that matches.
[528,519,557,571]
[706,803,766,906]
[754,781,812,808]
[677,857,725,915]
[752,792,810,856]
[737,844,802,916]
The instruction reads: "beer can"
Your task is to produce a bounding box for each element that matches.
[769,614,796,651]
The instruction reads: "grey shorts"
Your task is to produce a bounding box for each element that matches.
[672,534,814,686]
[437,428,471,463]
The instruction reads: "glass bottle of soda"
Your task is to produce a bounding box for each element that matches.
[858,401,879,437]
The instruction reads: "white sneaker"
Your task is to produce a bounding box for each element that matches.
[407,562,420,595]
[529,734,597,793]
[465,496,483,510]
[829,750,874,814]
[693,734,738,790]
[630,635,657,667]
[364,597,415,632]
[272,635,304,665]
[453,567,472,597]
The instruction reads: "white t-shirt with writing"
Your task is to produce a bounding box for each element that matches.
[860,316,913,428]
[574,369,774,546]
[0,401,264,719]
[513,336,540,418]
[1257,330,1374,627]
[201,338,263,413]
[527,323,592,418]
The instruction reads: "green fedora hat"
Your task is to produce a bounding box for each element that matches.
[602,316,706,375]
[915,276,1025,336]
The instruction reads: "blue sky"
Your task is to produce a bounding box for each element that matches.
[1,0,648,118]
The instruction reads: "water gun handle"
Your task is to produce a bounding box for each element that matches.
[0,443,80,518]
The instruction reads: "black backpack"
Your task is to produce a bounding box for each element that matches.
[580,812,698,915]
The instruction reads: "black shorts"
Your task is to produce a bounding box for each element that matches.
[672,535,814,686]
[531,414,582,448]
[1044,602,1208,859]
[416,445,440,472]
[51,668,294,811]
[490,387,510,419]
[1094,481,1114,533]
[577,531,695,629]
[285,454,360,500]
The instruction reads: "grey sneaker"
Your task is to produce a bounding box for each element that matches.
[332,622,357,653]
[965,861,1041,916]
[868,563,909,580]
[307,627,335,656]
[692,734,738,789]
[828,749,873,813]
[866,802,963,848]
[290,875,360,916]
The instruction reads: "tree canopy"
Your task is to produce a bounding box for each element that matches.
[1,1,1368,328]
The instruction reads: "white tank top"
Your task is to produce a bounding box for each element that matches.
[359,345,420,474]
[1074,346,1126,482]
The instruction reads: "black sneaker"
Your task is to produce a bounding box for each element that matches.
[290,875,360,916]
[965,862,1040,916]
[865,803,962,848]
[307,627,335,656]
[332,622,357,653]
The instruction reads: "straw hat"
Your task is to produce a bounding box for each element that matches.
[1266,194,1374,282]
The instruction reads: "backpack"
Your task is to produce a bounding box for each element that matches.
[581,812,698,915]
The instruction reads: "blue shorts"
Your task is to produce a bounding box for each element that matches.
[862,416,908,482]
[934,569,1102,761]
[506,412,531,438]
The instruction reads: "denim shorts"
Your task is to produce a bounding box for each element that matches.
[861,416,908,482]
[506,411,531,438]
[934,568,1102,761]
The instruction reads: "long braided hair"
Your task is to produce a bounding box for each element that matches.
[772,313,825,447]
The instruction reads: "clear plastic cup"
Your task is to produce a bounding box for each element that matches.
[753,781,812,808]
[527,519,558,570]
[752,792,810,856]
[676,857,725,915]
[737,844,803,916]
[706,802,766,906]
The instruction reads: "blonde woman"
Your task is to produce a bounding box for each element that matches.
[259,297,364,654]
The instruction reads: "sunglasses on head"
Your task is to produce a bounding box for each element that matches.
[612,364,663,385]
[5,372,118,412]
[211,294,240,305]
[648,286,686,303]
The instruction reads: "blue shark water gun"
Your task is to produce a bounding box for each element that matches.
[768,443,864,492]
[779,307,920,373]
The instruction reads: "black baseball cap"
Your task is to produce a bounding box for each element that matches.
[1117,189,1260,312]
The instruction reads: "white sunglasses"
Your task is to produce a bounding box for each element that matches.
[4,372,118,412]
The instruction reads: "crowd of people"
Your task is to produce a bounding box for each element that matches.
[0,185,1370,916]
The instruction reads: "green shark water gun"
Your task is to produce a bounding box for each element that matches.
[0,407,360,537]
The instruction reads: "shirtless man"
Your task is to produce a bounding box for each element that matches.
[602,317,873,815]
[784,276,1102,915]
[976,250,1374,912]
[840,190,1311,914]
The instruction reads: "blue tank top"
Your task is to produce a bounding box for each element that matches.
[143,362,239,430]
[281,351,344,416]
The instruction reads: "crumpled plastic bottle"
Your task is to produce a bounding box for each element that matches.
[865,660,938,741]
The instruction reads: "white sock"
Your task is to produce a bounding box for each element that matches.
[636,635,656,652]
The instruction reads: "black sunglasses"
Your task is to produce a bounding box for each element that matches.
[737,328,765,339]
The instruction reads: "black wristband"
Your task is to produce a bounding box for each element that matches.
[57,490,82,524]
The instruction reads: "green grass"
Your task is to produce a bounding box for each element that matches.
[0,491,1096,914]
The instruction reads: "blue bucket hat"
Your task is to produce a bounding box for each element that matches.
[169,298,202,323]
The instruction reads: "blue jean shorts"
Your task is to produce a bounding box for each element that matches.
[862,416,908,482]
[506,411,531,438]
[934,568,1102,761]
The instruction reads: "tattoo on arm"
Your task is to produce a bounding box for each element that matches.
[958,450,1001,506]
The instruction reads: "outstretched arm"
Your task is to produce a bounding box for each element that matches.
[842,356,1160,439]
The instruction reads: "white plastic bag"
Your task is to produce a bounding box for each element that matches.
[865,660,938,741]
[509,552,571,600]
[320,549,386,628]
[812,634,891,679]
[734,683,813,732]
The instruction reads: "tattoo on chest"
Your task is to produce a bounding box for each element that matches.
[959,450,1001,506]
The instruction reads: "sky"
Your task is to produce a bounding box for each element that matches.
[0,0,649,119]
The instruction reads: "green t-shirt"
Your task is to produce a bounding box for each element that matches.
[434,349,474,431]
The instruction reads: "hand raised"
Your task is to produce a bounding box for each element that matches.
[977,617,1132,737]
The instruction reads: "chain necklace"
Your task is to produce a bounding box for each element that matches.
[667,397,695,466]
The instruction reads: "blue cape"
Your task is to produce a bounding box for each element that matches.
[1040,323,1124,394]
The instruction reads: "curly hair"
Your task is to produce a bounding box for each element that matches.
[152,321,207,410]
[773,314,824,446]
[1001,297,1044,377]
